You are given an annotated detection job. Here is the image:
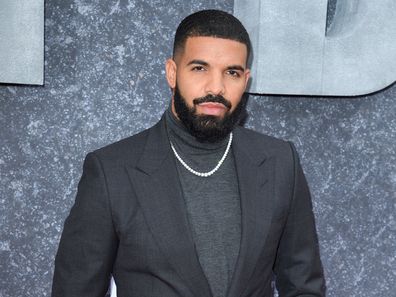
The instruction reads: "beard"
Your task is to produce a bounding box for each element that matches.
[173,84,248,143]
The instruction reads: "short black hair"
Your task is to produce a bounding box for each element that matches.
[173,9,251,61]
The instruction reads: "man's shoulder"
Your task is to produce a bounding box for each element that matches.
[91,123,157,164]
[235,126,296,170]
[235,125,291,152]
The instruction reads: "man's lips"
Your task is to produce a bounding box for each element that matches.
[196,102,229,116]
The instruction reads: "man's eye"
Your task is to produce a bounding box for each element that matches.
[192,66,205,71]
[227,70,240,77]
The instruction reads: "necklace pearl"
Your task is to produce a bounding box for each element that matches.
[170,132,233,177]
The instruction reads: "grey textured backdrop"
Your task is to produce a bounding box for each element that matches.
[0,0,395,296]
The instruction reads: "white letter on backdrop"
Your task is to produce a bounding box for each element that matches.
[234,0,396,96]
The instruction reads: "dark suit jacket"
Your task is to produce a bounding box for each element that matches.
[52,115,325,297]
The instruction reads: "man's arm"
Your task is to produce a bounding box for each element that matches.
[52,153,118,297]
[273,142,326,296]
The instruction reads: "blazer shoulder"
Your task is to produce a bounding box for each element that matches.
[236,126,293,158]
[90,125,152,165]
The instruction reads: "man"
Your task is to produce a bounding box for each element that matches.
[52,9,325,297]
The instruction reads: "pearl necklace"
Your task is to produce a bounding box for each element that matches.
[170,132,233,177]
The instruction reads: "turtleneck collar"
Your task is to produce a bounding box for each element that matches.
[165,105,230,152]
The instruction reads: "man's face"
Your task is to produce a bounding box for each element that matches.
[166,36,250,142]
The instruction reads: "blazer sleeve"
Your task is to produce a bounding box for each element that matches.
[52,152,118,297]
[273,142,326,296]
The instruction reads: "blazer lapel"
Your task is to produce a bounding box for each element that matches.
[125,117,212,297]
[226,127,275,297]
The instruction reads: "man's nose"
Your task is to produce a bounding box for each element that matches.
[204,71,225,96]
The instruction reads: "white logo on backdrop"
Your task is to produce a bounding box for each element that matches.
[234,0,396,96]
[0,0,44,85]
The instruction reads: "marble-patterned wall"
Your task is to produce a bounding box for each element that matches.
[0,0,395,296]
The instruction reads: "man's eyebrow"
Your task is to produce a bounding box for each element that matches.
[226,65,245,72]
[187,59,209,66]
[186,60,246,72]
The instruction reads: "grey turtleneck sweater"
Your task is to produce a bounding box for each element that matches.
[165,108,241,297]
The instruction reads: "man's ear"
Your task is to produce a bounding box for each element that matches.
[166,58,177,89]
[244,69,251,90]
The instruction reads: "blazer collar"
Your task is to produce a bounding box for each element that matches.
[226,127,275,297]
[135,114,171,175]
[136,116,269,175]
[129,115,213,297]
[232,126,268,166]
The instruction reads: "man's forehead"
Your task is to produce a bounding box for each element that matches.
[177,36,248,65]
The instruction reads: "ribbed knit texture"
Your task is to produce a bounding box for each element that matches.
[165,108,241,297]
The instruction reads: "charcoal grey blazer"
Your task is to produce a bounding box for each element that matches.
[52,114,325,297]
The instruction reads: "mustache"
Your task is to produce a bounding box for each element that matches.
[192,95,232,110]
